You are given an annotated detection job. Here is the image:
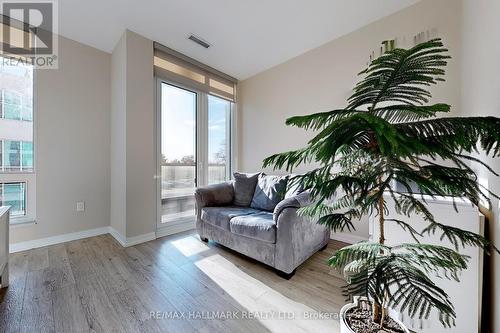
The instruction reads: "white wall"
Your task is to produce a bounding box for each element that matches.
[10,36,111,243]
[460,1,500,331]
[237,0,462,241]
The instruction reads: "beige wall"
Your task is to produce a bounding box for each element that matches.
[110,33,127,237]
[460,1,500,331]
[238,0,500,328]
[110,30,156,240]
[10,29,155,245]
[124,31,156,238]
[10,36,111,243]
[238,0,462,172]
[238,0,462,240]
[238,0,461,241]
[5,5,498,328]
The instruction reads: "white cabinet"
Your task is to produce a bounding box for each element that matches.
[370,195,484,333]
[0,206,9,288]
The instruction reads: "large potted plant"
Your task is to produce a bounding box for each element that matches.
[263,38,500,332]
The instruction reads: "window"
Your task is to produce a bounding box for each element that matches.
[158,82,234,227]
[4,140,20,171]
[0,182,26,217]
[154,45,236,229]
[208,95,231,184]
[21,141,33,170]
[0,140,33,172]
[0,56,35,222]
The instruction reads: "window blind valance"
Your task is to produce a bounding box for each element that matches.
[153,42,237,102]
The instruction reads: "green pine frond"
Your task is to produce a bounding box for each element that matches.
[341,255,456,327]
[317,212,357,232]
[385,219,422,242]
[385,260,456,327]
[392,193,436,222]
[371,103,450,122]
[262,37,500,328]
[394,243,469,279]
[450,153,499,177]
[297,202,337,218]
[329,242,389,268]
[397,117,500,157]
[348,39,450,109]
[262,146,316,171]
[422,222,499,254]
[285,109,362,130]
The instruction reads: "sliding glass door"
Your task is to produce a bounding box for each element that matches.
[157,80,232,230]
[159,83,197,225]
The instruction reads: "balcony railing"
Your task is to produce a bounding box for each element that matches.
[160,163,227,223]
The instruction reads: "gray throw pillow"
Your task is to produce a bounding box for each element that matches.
[233,172,260,207]
[250,174,288,212]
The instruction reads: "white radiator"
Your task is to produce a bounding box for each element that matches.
[370,194,484,333]
[0,206,9,288]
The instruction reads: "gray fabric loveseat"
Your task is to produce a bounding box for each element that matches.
[194,172,330,279]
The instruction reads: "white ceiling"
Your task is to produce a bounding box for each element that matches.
[56,0,419,80]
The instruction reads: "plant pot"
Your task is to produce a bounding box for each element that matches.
[340,296,409,333]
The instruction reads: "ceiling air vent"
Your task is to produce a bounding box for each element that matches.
[188,34,211,49]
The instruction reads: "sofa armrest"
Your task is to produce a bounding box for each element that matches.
[273,191,312,222]
[274,192,330,274]
[195,182,234,240]
[195,182,234,209]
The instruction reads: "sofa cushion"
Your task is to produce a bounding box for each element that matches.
[230,212,276,244]
[233,172,260,207]
[250,174,288,212]
[201,206,260,230]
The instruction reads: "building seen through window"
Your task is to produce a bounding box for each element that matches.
[0,57,34,217]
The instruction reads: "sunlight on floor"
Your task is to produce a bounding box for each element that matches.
[171,237,210,257]
[194,253,341,333]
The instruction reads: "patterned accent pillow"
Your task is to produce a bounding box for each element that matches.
[250,174,288,212]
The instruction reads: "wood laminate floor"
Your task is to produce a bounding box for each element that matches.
[0,231,347,333]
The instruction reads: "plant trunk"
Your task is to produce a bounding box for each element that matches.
[378,195,385,245]
[372,302,382,323]
[372,194,386,324]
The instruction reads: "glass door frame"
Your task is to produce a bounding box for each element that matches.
[155,77,233,231]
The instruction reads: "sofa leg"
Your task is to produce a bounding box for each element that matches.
[319,243,328,251]
[200,237,209,243]
[276,269,296,280]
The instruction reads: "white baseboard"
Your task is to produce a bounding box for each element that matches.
[9,223,365,253]
[123,232,156,247]
[108,227,127,247]
[10,227,109,253]
[10,222,194,253]
[331,232,367,245]
[108,227,156,247]
[156,220,195,239]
